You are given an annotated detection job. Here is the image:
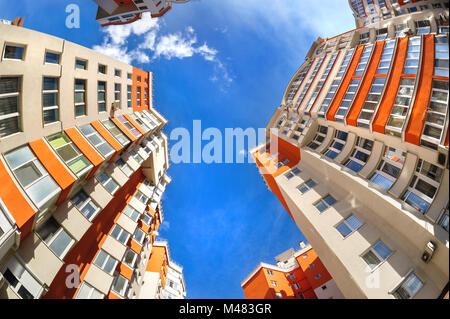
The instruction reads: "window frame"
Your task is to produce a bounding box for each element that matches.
[0,76,21,137]
[42,76,60,125]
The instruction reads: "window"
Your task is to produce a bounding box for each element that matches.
[133,228,145,244]
[314,195,337,213]
[122,248,137,268]
[285,167,301,179]
[127,73,132,80]
[75,282,104,299]
[123,204,140,222]
[393,273,423,299]
[75,59,87,70]
[344,137,373,172]
[376,28,388,42]
[354,44,373,76]
[289,274,295,279]
[4,145,60,211]
[386,78,416,137]
[144,89,148,106]
[36,216,74,259]
[267,270,273,275]
[415,20,431,35]
[294,283,299,290]
[96,172,119,194]
[127,85,132,108]
[362,240,392,270]
[307,125,328,150]
[115,158,133,177]
[403,37,421,75]
[93,250,118,274]
[112,274,128,296]
[434,36,449,77]
[47,133,92,177]
[70,190,100,221]
[137,87,141,106]
[74,79,86,117]
[324,130,348,160]
[370,146,405,190]
[359,32,369,45]
[2,256,42,299]
[275,158,289,169]
[101,119,130,146]
[286,61,312,103]
[315,274,321,279]
[117,115,141,137]
[45,51,60,64]
[295,56,325,109]
[438,203,449,233]
[98,64,106,74]
[131,113,150,131]
[336,214,363,237]
[141,213,153,225]
[335,78,360,120]
[309,264,314,269]
[395,23,407,38]
[135,190,148,204]
[270,281,278,287]
[41,77,60,124]
[3,45,24,60]
[114,83,121,107]
[137,76,141,82]
[97,81,106,113]
[0,76,21,137]
[110,224,130,245]
[297,179,316,194]
[129,149,144,164]
[402,159,443,214]
[376,40,395,75]
[302,254,308,258]
[79,124,114,158]
[318,49,355,116]
[114,69,121,77]
[357,77,386,127]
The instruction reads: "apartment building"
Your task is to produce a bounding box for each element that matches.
[139,241,186,299]
[241,242,344,299]
[0,22,184,299]
[251,0,449,299]
[93,0,190,27]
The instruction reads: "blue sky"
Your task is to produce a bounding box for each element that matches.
[1,0,355,298]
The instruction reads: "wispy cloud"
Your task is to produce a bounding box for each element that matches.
[93,13,231,86]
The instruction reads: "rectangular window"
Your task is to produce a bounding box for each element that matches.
[4,145,60,210]
[271,280,278,287]
[74,79,86,117]
[370,146,405,190]
[130,113,150,131]
[133,228,145,244]
[357,77,386,127]
[376,40,395,75]
[314,194,337,213]
[362,240,392,270]
[335,78,361,120]
[114,83,121,107]
[101,119,130,146]
[3,45,24,60]
[401,159,443,214]
[344,137,373,172]
[42,77,59,124]
[111,274,128,296]
[137,87,141,106]
[415,20,431,35]
[386,78,416,137]
[359,32,370,45]
[286,61,312,103]
[141,213,153,225]
[110,224,130,245]
[96,172,119,194]
[97,81,106,113]
[354,44,373,76]
[0,76,21,137]
[79,124,114,157]
[403,37,421,74]
[393,272,424,299]
[135,190,148,204]
[438,203,449,233]
[114,69,121,77]
[123,204,140,222]
[285,167,301,179]
[122,248,137,268]
[324,130,348,160]
[336,214,363,237]
[115,158,134,177]
[36,216,74,259]
[75,59,87,70]
[297,179,316,194]
[117,115,141,138]
[127,85,132,108]
[127,73,132,80]
[275,158,289,169]
[70,190,100,221]
[376,28,388,42]
[98,64,106,74]
[434,35,449,77]
[45,51,60,64]
[47,133,92,177]
[144,89,148,106]
[395,23,407,38]
[307,125,328,150]
[93,250,118,274]
[2,256,42,299]
[75,282,104,299]
[295,56,325,109]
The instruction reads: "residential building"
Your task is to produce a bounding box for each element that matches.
[241,242,344,299]
[251,0,449,299]
[93,0,190,27]
[0,21,184,299]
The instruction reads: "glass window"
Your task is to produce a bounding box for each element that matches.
[114,83,121,107]
[307,125,328,150]
[101,119,130,146]
[0,76,21,137]
[79,124,114,157]
[96,172,119,194]
[74,79,86,117]
[344,137,373,173]
[75,282,104,299]
[392,273,423,299]
[141,213,153,225]
[123,204,140,222]
[3,45,24,60]
[336,214,363,237]
[297,179,316,194]
[45,51,60,64]
[324,130,348,159]
[127,85,132,108]
[114,69,121,77]
[112,274,128,296]
[122,248,137,268]
[93,250,117,274]
[362,240,392,270]
[42,77,59,124]
[36,216,74,259]
[47,133,92,176]
[110,224,130,245]
[117,115,141,138]
[98,64,106,74]
[75,59,87,70]
[386,78,416,137]
[70,190,100,221]
[314,194,337,213]
[285,167,301,179]
[133,228,145,244]
[4,145,60,210]
[97,81,106,113]
[2,256,42,299]
[370,146,406,190]
[115,158,133,177]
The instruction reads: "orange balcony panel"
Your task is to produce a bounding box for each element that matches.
[123,113,146,135]
[346,40,385,127]
[0,160,36,240]
[107,291,122,299]
[118,263,134,281]
[130,239,142,254]
[112,118,137,142]
[372,37,409,134]
[91,121,123,152]
[405,35,435,145]
[65,127,104,167]
[326,45,365,121]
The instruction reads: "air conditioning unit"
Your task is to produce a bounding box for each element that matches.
[421,241,436,263]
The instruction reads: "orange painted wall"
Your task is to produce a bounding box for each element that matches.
[243,268,295,299]
[0,160,36,240]
[372,36,409,134]
[43,168,145,299]
[296,249,332,290]
[132,67,150,112]
[146,245,168,287]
